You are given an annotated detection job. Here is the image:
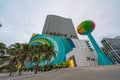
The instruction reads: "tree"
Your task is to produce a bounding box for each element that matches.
[7,43,23,56]
[89,48,94,52]
[0,42,8,66]
[32,44,42,74]
[0,42,6,56]
[18,54,27,75]
[91,58,96,61]
[22,43,34,61]
[17,43,35,75]
[44,45,56,66]
[101,47,109,54]
[86,56,91,66]
[7,43,26,76]
[8,56,17,76]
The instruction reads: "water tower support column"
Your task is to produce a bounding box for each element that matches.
[87,33,112,65]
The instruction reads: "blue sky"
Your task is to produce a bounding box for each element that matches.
[0,0,120,46]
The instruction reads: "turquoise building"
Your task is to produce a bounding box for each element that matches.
[29,33,75,64]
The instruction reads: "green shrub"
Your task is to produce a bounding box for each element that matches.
[60,61,69,68]
[0,65,9,73]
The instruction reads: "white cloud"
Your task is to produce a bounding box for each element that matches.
[0,0,120,46]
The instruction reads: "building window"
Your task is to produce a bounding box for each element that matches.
[74,36,77,38]
[49,32,52,35]
[64,34,67,37]
[46,31,48,34]
[61,33,64,36]
[53,32,56,36]
[57,33,60,36]
[71,35,73,38]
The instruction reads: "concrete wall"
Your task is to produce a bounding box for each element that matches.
[66,39,98,66]
[66,48,98,66]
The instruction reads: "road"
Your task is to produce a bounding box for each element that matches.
[0,65,120,80]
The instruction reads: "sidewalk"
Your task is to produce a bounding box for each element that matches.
[0,69,58,80]
[0,65,120,80]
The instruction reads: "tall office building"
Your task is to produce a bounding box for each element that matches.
[101,36,120,64]
[29,15,97,66]
[42,15,78,39]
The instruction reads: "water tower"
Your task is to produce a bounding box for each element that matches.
[77,20,112,65]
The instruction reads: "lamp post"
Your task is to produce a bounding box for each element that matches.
[0,23,2,27]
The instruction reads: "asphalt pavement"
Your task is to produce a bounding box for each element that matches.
[0,65,120,80]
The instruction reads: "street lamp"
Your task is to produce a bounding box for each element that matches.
[0,23,2,27]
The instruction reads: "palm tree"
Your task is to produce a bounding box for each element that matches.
[7,43,23,56]
[18,53,27,75]
[86,56,90,61]
[26,44,56,73]
[36,45,56,71]
[7,43,25,76]
[91,58,95,61]
[0,42,6,56]
[22,43,33,61]
[86,56,91,66]
[18,43,36,75]
[101,47,109,54]
[32,44,42,74]
[0,42,10,67]
[8,56,17,76]
[91,58,98,66]
[44,45,56,66]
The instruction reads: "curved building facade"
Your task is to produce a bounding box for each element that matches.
[29,34,75,64]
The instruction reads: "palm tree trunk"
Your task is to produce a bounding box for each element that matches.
[9,62,16,76]
[19,54,26,76]
[9,63,13,76]
[9,58,17,76]
[34,61,39,74]
[35,52,41,74]
[18,61,24,76]
[47,58,50,66]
